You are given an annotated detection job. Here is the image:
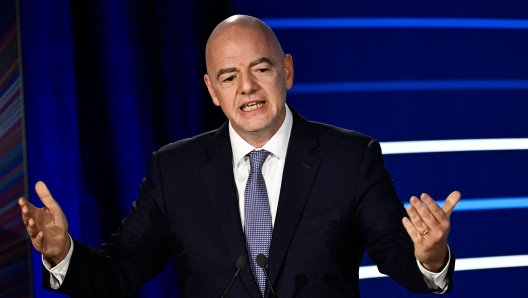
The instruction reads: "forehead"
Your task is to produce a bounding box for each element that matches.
[207,26,278,68]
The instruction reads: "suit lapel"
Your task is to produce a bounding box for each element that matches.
[200,122,261,297]
[268,109,321,287]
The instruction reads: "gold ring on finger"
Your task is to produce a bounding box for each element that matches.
[421,229,430,236]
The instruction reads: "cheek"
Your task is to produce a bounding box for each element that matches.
[209,88,221,106]
[266,81,287,101]
[214,89,238,108]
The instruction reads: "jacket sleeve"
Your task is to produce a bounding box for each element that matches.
[44,152,172,297]
[354,139,455,293]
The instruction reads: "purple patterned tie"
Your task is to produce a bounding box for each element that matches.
[245,149,273,296]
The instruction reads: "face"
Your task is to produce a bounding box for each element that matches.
[204,24,294,146]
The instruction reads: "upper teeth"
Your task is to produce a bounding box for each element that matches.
[242,102,264,111]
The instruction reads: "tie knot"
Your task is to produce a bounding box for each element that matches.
[248,150,270,173]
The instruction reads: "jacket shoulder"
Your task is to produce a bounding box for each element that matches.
[155,129,217,158]
[308,120,376,147]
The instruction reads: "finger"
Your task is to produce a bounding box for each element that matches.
[35,181,59,208]
[405,199,429,233]
[19,197,34,213]
[33,231,45,251]
[410,195,440,229]
[19,199,36,225]
[420,193,447,222]
[442,191,462,217]
[402,217,422,244]
[18,197,28,208]
[20,204,30,224]
[27,218,41,238]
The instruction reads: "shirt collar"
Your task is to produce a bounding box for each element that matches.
[229,104,293,168]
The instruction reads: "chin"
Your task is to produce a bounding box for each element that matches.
[243,125,268,134]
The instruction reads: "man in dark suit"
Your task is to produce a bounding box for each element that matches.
[19,15,460,297]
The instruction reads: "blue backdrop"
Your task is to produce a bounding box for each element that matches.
[20,0,528,297]
[236,1,528,297]
[20,1,227,297]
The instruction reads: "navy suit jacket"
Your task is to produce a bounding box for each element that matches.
[45,107,454,297]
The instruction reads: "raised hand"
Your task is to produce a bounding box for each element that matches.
[19,181,70,267]
[402,191,461,272]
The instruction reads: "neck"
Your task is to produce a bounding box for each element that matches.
[242,132,274,148]
[234,110,286,148]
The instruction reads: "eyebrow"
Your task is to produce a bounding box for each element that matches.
[216,67,237,81]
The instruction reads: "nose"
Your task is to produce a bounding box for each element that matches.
[238,71,258,95]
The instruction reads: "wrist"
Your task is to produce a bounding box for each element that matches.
[421,250,449,273]
[421,262,444,273]
[45,236,71,267]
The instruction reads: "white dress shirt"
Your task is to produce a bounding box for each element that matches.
[229,105,293,229]
[46,104,449,292]
[228,105,449,293]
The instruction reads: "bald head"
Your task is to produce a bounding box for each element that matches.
[205,15,285,77]
[202,15,294,147]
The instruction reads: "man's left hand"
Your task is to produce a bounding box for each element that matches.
[402,191,461,272]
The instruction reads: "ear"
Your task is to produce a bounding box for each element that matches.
[284,54,294,90]
[204,74,220,106]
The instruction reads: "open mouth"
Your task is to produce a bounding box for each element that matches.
[240,101,265,112]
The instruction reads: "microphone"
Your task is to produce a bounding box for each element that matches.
[220,256,248,298]
[256,254,278,298]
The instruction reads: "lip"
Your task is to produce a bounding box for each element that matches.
[239,100,267,113]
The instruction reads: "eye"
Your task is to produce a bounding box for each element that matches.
[257,68,269,73]
[223,75,235,82]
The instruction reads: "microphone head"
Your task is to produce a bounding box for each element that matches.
[236,256,248,269]
[256,254,268,268]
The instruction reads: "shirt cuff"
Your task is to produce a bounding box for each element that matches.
[42,234,74,289]
[417,246,451,294]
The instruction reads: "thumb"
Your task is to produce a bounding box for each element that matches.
[442,191,461,218]
[35,181,60,209]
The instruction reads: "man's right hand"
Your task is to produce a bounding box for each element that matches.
[19,181,70,267]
